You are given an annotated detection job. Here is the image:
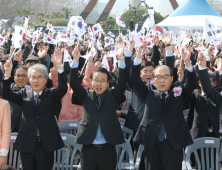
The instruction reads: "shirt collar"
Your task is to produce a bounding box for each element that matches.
[33,91,43,97]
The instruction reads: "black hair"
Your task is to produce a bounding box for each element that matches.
[141,61,156,71]
[14,65,28,75]
[147,51,152,56]
[90,67,112,82]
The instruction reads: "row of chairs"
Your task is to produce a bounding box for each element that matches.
[6,121,221,170]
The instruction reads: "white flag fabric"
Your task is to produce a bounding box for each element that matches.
[116,14,126,28]
[64,49,73,67]
[47,23,53,31]
[107,31,115,38]
[203,19,217,40]
[0,19,8,25]
[97,39,103,51]
[101,55,110,71]
[14,26,26,48]
[142,9,155,30]
[44,34,56,44]
[23,17,29,29]
[0,34,5,46]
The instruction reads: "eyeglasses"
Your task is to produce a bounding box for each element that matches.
[92,79,107,84]
[15,74,28,78]
[0,51,4,54]
[154,74,170,80]
[30,76,45,80]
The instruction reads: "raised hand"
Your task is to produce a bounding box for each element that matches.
[136,40,147,59]
[88,56,93,65]
[13,49,24,63]
[214,58,222,72]
[51,48,63,70]
[207,46,214,57]
[115,42,125,61]
[197,53,206,69]
[128,37,135,52]
[181,44,191,64]
[72,47,81,62]
[38,46,49,58]
[162,33,173,45]
[0,156,6,168]
[152,35,159,46]
[4,58,13,78]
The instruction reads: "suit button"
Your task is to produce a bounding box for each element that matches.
[36,116,39,118]
[158,125,160,128]
[99,113,101,115]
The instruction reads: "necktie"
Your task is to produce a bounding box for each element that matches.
[35,94,40,106]
[158,93,166,142]
[35,94,40,136]
[95,95,102,141]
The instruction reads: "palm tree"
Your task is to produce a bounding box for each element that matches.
[62,8,72,19]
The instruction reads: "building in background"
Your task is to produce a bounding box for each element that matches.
[206,0,222,14]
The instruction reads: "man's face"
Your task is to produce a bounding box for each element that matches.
[210,55,214,63]
[84,41,89,47]
[66,46,74,56]
[153,66,173,93]
[26,61,39,68]
[14,68,29,88]
[91,72,109,95]
[29,70,47,93]
[101,51,105,58]
[39,43,44,48]
[141,66,154,83]
[0,49,5,59]
[175,59,185,71]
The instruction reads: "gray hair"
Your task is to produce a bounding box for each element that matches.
[28,64,49,78]
[208,71,216,82]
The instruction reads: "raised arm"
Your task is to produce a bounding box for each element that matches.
[124,37,135,88]
[198,54,221,105]
[82,57,95,89]
[130,40,148,102]
[51,48,68,100]
[151,35,160,67]
[181,44,198,99]
[69,47,86,104]
[2,58,23,105]
[113,42,127,104]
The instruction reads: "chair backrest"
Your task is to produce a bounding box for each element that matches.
[58,121,80,136]
[121,126,133,142]
[185,137,220,170]
[116,139,135,170]
[8,133,22,170]
[53,134,82,170]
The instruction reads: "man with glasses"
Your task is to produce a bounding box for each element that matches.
[69,43,127,170]
[131,42,198,170]
[2,48,68,170]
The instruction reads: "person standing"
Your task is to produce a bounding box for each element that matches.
[69,43,127,170]
[131,42,198,170]
[0,99,11,168]
[2,48,68,170]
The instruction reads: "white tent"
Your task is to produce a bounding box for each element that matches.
[156,0,222,30]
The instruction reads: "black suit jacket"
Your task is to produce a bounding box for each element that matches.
[132,64,198,149]
[187,89,220,139]
[198,69,222,137]
[124,55,175,132]
[2,71,68,153]
[70,67,126,145]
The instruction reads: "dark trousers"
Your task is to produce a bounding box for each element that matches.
[20,140,54,170]
[80,145,116,170]
[139,139,183,170]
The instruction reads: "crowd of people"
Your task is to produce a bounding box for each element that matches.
[0,23,221,170]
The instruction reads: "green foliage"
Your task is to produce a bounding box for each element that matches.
[62,8,72,19]
[120,9,166,29]
[36,12,64,23]
[16,8,35,17]
[41,18,69,26]
[105,17,116,29]
[17,21,37,28]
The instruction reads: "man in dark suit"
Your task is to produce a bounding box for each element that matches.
[69,44,126,170]
[2,48,68,170]
[131,41,198,170]
[186,66,220,139]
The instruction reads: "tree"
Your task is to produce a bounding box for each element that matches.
[0,0,33,27]
[36,12,64,23]
[120,9,166,29]
[105,17,116,29]
[41,18,69,26]
[62,8,72,19]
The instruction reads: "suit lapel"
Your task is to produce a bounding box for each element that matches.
[26,88,36,108]
[38,88,50,105]
[152,89,163,107]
